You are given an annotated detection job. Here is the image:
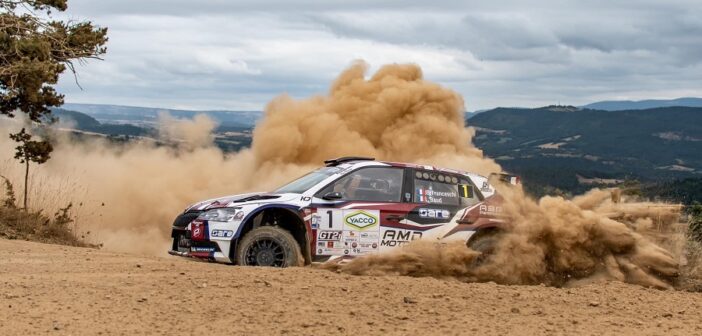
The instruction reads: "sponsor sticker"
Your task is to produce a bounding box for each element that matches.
[380,229,422,248]
[318,230,342,241]
[191,246,215,252]
[416,188,457,204]
[360,232,379,239]
[344,211,378,230]
[479,204,503,215]
[310,214,321,229]
[191,221,206,240]
[419,208,451,219]
[211,230,234,238]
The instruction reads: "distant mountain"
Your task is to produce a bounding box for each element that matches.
[50,107,252,151]
[582,97,702,111]
[468,106,702,195]
[52,108,150,137]
[52,108,100,128]
[62,103,263,128]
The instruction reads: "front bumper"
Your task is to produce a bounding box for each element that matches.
[169,228,234,263]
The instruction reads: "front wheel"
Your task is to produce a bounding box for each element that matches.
[236,226,303,267]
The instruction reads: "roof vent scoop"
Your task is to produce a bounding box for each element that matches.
[324,156,375,166]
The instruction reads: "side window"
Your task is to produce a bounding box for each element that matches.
[319,167,404,202]
[413,171,481,207]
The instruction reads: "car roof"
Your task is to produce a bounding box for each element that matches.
[380,161,477,176]
[329,158,487,180]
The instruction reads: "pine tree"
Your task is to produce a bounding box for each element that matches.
[10,127,52,209]
[1,0,106,209]
[1,0,108,122]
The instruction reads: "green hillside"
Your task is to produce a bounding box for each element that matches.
[469,105,702,196]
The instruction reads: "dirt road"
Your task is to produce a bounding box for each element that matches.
[1,239,701,335]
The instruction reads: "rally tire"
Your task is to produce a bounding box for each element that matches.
[236,226,303,267]
[467,230,501,266]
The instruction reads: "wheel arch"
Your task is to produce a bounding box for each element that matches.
[232,205,311,265]
[466,225,503,247]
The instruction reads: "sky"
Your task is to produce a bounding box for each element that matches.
[54,0,702,112]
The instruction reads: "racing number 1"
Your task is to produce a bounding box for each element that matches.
[320,208,342,231]
[459,184,473,198]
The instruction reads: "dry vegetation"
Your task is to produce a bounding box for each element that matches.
[679,205,702,291]
[0,176,91,247]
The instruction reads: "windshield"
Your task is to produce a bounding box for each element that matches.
[274,167,341,194]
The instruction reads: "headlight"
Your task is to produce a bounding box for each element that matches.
[197,208,244,222]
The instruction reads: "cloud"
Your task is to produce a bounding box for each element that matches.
[55,0,702,111]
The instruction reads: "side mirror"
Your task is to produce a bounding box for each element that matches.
[322,192,343,200]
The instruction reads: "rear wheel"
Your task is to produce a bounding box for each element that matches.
[236,226,303,267]
[467,230,501,266]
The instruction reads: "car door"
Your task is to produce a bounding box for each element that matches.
[394,169,483,245]
[310,166,409,257]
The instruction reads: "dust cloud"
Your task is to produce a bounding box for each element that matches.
[0,61,685,288]
[332,186,683,289]
[0,61,497,255]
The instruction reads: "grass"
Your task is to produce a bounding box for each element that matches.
[675,205,702,292]
[0,176,93,247]
[678,239,702,292]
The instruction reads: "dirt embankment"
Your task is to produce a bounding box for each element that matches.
[1,239,701,336]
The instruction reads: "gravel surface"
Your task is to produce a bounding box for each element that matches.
[1,239,701,335]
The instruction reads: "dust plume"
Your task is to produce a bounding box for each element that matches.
[253,61,499,175]
[332,185,683,289]
[0,61,496,255]
[0,61,686,289]
[479,185,681,288]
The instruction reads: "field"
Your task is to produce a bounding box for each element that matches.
[1,239,701,336]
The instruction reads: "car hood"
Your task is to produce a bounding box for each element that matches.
[184,192,301,212]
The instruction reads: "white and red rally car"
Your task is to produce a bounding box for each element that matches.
[169,157,516,267]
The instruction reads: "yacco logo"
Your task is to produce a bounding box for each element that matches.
[344,211,378,230]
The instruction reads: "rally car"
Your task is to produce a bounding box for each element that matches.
[168,157,515,267]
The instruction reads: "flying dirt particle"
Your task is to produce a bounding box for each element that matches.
[588,301,600,307]
[403,296,417,304]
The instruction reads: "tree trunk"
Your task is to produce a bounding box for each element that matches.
[23,156,29,210]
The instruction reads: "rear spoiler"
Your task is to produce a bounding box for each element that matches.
[489,172,521,186]
[324,156,375,166]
